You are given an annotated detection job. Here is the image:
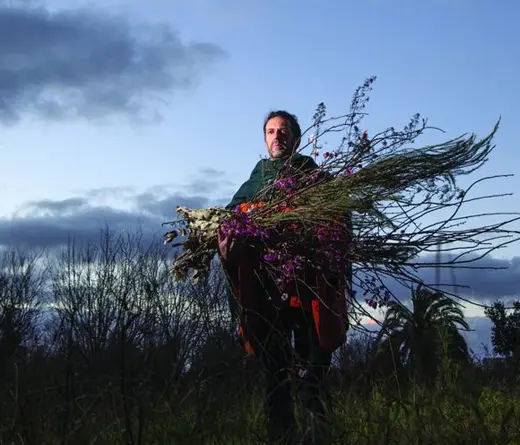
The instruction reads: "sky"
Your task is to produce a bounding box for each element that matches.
[0,0,519,354]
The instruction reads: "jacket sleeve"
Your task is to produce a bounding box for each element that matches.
[225,161,262,210]
[301,156,320,171]
[226,179,254,209]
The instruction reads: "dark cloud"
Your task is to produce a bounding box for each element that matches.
[388,254,520,302]
[418,255,520,301]
[0,189,215,249]
[22,197,89,216]
[0,204,159,248]
[351,251,520,304]
[350,260,520,314]
[0,2,226,123]
[0,165,236,249]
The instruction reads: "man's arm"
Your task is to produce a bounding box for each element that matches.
[226,179,255,210]
[225,160,263,210]
[220,160,264,258]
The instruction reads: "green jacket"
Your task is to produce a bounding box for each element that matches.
[223,153,350,351]
[223,154,318,321]
[226,154,318,209]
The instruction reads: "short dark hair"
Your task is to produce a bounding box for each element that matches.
[263,110,302,144]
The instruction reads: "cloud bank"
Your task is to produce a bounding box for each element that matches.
[0,1,226,123]
[1,189,519,303]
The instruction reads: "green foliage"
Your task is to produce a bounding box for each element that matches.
[330,386,520,445]
[376,286,471,384]
[1,368,518,444]
[485,300,520,358]
[0,230,518,444]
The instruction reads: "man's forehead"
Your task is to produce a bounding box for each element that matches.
[266,118,290,129]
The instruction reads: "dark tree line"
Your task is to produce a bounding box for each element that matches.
[0,228,518,444]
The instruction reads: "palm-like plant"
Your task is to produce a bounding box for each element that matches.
[376,285,470,382]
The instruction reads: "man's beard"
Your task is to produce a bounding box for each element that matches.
[270,140,293,159]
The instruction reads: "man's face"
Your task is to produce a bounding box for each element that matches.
[264,116,296,159]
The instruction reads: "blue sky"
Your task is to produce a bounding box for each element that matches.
[0,0,519,353]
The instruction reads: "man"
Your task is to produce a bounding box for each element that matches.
[218,111,349,444]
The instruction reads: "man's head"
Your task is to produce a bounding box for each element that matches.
[263,110,301,159]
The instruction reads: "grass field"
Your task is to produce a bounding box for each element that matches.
[1,359,518,445]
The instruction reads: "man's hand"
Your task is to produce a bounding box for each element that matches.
[217,229,263,262]
[218,229,241,261]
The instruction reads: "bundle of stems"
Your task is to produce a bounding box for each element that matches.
[164,77,520,312]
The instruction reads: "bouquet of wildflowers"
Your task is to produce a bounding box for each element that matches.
[164,77,519,312]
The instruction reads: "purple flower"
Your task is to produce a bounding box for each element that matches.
[339,167,355,177]
[314,224,343,243]
[282,263,296,276]
[274,176,299,197]
[280,255,304,278]
[264,251,281,262]
[275,177,297,190]
[220,211,268,240]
